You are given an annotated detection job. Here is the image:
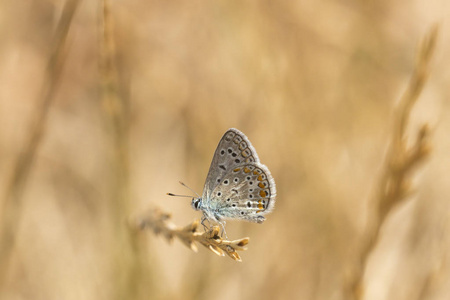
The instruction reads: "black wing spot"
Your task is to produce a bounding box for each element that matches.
[217,192,222,196]
[219,165,226,171]
[232,152,237,157]
[220,149,225,155]
[226,198,231,202]
[231,188,238,194]
[240,211,245,215]
[247,202,251,208]
[235,159,240,163]
[232,203,237,207]
[234,178,239,183]
[228,148,233,153]
[249,194,253,199]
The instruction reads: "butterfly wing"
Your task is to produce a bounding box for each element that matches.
[201,128,259,200]
[209,163,276,223]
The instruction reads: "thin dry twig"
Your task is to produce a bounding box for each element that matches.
[346,26,438,300]
[130,209,250,262]
[0,0,81,290]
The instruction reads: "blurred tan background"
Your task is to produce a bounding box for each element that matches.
[0,0,449,300]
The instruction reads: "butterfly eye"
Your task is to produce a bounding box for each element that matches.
[192,198,202,210]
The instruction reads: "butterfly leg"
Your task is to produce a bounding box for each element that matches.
[218,221,228,239]
[200,214,209,232]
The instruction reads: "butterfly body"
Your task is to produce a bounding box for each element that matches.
[192,128,276,229]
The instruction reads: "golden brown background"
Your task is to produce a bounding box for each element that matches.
[0,0,449,300]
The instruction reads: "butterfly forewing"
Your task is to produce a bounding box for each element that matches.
[202,128,260,200]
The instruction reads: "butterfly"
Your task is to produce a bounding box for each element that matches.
[171,128,276,236]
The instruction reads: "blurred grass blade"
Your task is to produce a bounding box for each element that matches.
[0,0,81,289]
[345,25,438,300]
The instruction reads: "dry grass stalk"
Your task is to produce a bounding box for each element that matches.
[131,209,250,262]
[100,1,149,300]
[0,0,80,290]
[100,0,130,216]
[347,26,438,300]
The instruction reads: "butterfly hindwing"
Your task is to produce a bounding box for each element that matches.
[208,163,276,223]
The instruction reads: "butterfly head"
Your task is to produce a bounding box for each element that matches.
[191,197,203,211]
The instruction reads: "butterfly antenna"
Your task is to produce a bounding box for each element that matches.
[179,181,200,197]
[166,193,192,198]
